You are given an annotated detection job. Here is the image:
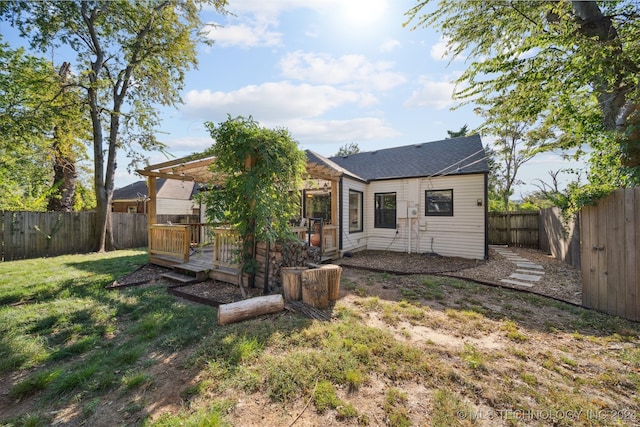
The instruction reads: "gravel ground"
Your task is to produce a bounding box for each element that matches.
[337,246,582,305]
[114,246,583,306]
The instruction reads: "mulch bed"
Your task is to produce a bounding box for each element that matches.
[336,250,483,274]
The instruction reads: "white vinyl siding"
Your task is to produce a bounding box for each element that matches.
[156,198,198,215]
[364,180,405,253]
[340,177,367,254]
[362,174,485,260]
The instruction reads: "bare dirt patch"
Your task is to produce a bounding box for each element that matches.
[12,249,622,427]
[338,247,582,305]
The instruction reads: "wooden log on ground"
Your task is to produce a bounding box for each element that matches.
[320,264,342,300]
[301,268,329,309]
[282,267,307,301]
[217,294,285,325]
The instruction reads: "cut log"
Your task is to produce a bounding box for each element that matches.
[320,264,342,300]
[282,267,307,301]
[217,294,285,325]
[301,268,329,309]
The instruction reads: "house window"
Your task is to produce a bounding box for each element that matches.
[374,192,396,228]
[425,189,453,216]
[349,190,363,233]
[127,206,137,214]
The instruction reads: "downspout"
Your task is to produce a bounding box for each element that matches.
[408,217,411,254]
[484,172,489,260]
[338,176,343,254]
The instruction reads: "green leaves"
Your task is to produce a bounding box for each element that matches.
[203,116,306,274]
[407,0,640,211]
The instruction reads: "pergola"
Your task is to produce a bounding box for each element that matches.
[136,150,343,268]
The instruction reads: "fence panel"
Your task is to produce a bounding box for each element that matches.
[1,211,96,261]
[539,207,581,269]
[581,188,640,322]
[112,213,148,249]
[488,211,540,248]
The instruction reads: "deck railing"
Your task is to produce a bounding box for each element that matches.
[148,223,338,268]
[149,224,191,264]
[212,227,241,269]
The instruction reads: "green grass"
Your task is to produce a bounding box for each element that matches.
[3,250,640,426]
[0,249,217,408]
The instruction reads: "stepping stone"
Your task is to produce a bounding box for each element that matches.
[509,273,542,282]
[516,269,545,275]
[500,279,534,288]
[516,262,543,270]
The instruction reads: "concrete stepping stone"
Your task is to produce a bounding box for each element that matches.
[516,269,545,275]
[509,273,542,282]
[516,262,543,269]
[505,257,528,262]
[500,279,534,288]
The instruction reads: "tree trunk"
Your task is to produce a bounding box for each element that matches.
[47,129,77,212]
[301,268,329,309]
[47,63,77,212]
[217,294,285,325]
[282,267,307,301]
[320,264,342,301]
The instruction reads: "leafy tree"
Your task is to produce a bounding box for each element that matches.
[1,0,228,250]
[0,42,89,211]
[335,142,360,156]
[406,1,640,210]
[485,115,551,243]
[203,116,307,295]
[446,124,468,139]
[46,62,91,212]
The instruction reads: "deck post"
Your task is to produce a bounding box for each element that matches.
[147,176,157,257]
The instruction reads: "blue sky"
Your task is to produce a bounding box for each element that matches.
[5,0,581,197]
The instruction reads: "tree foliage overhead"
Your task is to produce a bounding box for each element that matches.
[335,142,361,157]
[446,124,468,139]
[406,1,640,209]
[203,116,307,283]
[0,41,90,211]
[1,0,228,249]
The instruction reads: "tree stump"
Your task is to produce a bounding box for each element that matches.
[320,264,342,300]
[217,294,285,325]
[281,267,307,301]
[301,268,329,309]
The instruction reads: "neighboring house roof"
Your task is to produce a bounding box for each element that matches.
[113,178,200,201]
[329,134,489,182]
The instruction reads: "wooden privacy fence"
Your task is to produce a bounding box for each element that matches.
[580,188,640,322]
[488,211,540,248]
[539,207,581,269]
[0,211,198,261]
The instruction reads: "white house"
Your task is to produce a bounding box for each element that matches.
[138,134,489,270]
[306,134,489,260]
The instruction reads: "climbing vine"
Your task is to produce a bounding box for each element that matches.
[202,116,307,289]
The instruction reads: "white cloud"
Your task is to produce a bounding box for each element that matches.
[404,77,456,110]
[183,82,377,122]
[380,39,401,53]
[279,51,406,91]
[430,36,464,62]
[163,136,214,152]
[204,22,282,48]
[284,117,400,143]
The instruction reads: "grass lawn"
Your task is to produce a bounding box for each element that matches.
[1,250,639,426]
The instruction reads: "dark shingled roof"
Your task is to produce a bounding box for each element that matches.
[329,134,488,181]
[114,179,201,200]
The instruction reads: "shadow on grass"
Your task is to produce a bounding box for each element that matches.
[1,253,315,427]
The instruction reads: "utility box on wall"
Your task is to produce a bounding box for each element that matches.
[397,201,408,219]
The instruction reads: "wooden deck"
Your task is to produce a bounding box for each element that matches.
[156,244,247,286]
[150,224,338,287]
